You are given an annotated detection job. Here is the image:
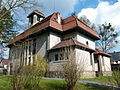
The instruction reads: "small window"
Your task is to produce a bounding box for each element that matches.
[37,16,40,21]
[86,41,89,45]
[29,17,33,24]
[116,61,118,64]
[55,54,58,61]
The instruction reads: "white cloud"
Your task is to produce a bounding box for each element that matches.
[78,0,120,30]
[78,0,120,51]
[14,0,83,31]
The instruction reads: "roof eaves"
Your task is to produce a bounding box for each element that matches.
[27,10,45,18]
[94,48,111,57]
[72,15,79,26]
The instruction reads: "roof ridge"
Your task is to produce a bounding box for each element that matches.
[27,10,45,18]
[74,15,95,31]
[72,15,78,26]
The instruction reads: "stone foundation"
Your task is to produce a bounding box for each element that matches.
[46,71,63,78]
[81,71,96,78]
[47,71,96,78]
[102,71,112,76]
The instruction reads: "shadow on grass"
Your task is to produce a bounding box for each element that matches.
[81,83,113,90]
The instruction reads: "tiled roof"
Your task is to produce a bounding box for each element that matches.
[8,11,99,46]
[94,48,111,57]
[27,10,45,18]
[62,15,99,39]
[49,39,95,52]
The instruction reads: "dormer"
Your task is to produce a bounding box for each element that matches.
[27,10,45,27]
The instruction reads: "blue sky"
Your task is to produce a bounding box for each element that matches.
[74,0,118,14]
[3,0,119,59]
[15,0,120,52]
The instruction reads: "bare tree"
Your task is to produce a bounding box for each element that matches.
[0,0,43,22]
[96,22,118,52]
[61,47,85,90]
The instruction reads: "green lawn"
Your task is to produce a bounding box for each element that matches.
[82,76,120,86]
[82,76,112,84]
[0,76,113,90]
[0,76,11,90]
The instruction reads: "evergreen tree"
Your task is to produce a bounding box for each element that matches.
[0,7,17,43]
[0,4,18,59]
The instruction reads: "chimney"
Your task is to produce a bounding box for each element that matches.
[56,12,61,24]
[27,10,45,27]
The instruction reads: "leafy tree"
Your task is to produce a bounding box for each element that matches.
[79,15,96,29]
[96,22,118,52]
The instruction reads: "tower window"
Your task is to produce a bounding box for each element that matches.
[29,16,33,24]
[37,16,40,21]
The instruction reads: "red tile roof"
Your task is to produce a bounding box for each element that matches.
[8,11,99,46]
[27,10,45,18]
[94,48,111,57]
[62,15,99,39]
[49,39,95,52]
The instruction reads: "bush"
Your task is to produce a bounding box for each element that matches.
[10,55,48,90]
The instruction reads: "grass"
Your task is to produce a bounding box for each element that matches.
[82,76,112,84]
[0,76,11,90]
[0,75,113,90]
[82,75,120,87]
